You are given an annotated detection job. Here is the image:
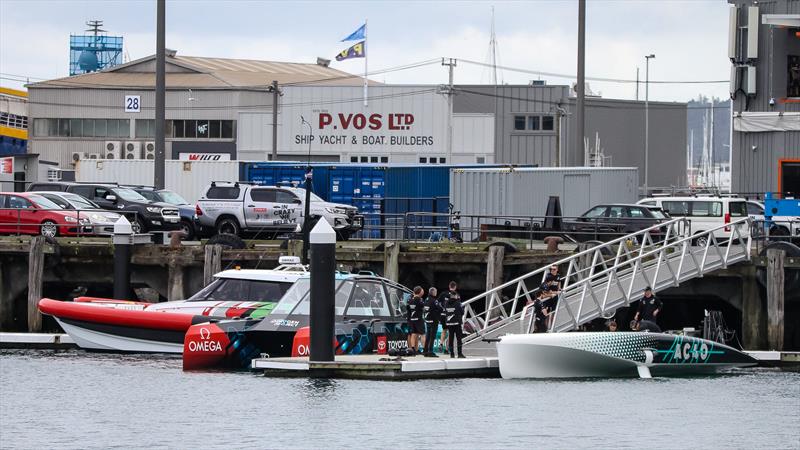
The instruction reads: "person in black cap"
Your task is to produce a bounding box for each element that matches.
[442,281,466,358]
[422,287,442,357]
[634,286,662,332]
[406,286,425,354]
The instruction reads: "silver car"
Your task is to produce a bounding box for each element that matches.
[33,191,122,235]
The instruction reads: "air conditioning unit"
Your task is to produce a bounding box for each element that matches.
[143,141,156,160]
[47,168,62,182]
[124,141,142,160]
[123,141,139,159]
[88,153,100,160]
[71,151,89,164]
[104,141,121,159]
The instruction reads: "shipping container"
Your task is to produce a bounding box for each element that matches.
[450,167,639,237]
[75,159,240,203]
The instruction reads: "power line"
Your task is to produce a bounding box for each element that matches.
[458,58,728,85]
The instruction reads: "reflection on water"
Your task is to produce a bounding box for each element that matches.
[1,350,798,449]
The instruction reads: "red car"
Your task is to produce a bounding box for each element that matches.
[0,192,93,237]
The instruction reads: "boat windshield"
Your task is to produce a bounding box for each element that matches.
[186,278,293,303]
[270,279,312,315]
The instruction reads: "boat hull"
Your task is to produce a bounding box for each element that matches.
[39,298,212,354]
[497,332,758,379]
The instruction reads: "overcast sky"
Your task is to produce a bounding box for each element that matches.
[1,0,731,102]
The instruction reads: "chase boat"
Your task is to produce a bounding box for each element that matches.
[38,257,307,353]
[183,273,413,370]
[496,332,758,379]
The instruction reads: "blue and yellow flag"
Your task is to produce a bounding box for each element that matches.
[335,41,365,61]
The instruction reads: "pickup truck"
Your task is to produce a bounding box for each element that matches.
[194,182,363,240]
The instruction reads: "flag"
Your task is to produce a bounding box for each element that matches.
[341,23,366,42]
[335,41,365,61]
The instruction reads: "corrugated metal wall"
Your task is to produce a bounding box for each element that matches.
[729,0,800,193]
[75,159,239,203]
[454,85,569,167]
[451,167,639,218]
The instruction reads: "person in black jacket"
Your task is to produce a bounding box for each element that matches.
[422,287,441,357]
[442,281,466,358]
[406,286,425,354]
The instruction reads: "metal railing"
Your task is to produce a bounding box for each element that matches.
[460,216,752,343]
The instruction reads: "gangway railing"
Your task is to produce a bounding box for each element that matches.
[461,217,752,346]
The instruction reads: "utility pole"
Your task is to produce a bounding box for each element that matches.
[154,0,166,189]
[635,67,640,101]
[442,58,457,162]
[644,54,655,195]
[270,80,279,161]
[576,0,586,167]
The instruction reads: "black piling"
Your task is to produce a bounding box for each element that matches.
[113,217,133,300]
[309,217,336,362]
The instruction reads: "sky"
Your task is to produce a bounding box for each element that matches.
[0,0,732,103]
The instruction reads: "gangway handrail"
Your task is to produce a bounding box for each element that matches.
[461,216,752,341]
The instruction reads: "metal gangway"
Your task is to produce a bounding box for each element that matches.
[461,217,752,354]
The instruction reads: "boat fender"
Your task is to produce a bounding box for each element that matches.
[636,365,653,379]
[643,348,655,364]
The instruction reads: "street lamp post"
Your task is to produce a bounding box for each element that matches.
[644,54,655,196]
[300,116,314,264]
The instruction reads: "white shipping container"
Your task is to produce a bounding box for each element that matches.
[451,167,639,219]
[76,159,240,203]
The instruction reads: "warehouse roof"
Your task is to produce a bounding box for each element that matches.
[29,51,375,90]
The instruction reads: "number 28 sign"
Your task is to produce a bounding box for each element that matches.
[125,95,141,113]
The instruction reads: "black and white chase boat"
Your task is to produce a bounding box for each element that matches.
[496,332,758,379]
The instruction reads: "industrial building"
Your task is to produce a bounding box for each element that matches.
[728,0,800,194]
[0,87,28,156]
[27,50,687,187]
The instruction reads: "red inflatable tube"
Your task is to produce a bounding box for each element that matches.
[38,298,195,331]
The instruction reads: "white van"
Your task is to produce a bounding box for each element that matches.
[636,196,749,246]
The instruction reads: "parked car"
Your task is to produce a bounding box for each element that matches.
[563,203,667,243]
[637,196,750,246]
[31,191,122,236]
[129,187,197,239]
[745,200,800,239]
[27,182,180,234]
[194,181,363,239]
[0,192,92,237]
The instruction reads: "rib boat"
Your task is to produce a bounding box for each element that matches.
[38,258,307,353]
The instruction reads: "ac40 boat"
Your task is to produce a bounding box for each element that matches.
[496,332,758,379]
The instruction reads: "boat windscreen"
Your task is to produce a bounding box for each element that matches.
[270,279,311,314]
[186,278,293,303]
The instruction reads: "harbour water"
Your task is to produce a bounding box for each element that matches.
[1,350,798,449]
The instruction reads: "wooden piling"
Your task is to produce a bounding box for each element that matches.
[485,245,505,292]
[383,241,400,282]
[741,266,767,350]
[0,259,9,330]
[27,236,44,332]
[167,260,185,301]
[203,244,223,286]
[766,248,785,351]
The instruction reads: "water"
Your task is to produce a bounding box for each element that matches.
[1,350,798,449]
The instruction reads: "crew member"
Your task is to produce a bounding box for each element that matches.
[422,287,442,357]
[407,286,425,354]
[634,286,663,332]
[442,281,466,358]
[540,265,562,329]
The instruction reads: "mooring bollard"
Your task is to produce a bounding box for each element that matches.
[113,216,134,300]
[309,217,336,362]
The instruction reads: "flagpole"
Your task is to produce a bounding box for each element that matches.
[363,18,368,107]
